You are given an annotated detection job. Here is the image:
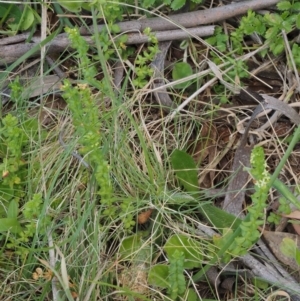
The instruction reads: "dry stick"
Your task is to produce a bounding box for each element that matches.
[0,33,30,45]
[0,26,214,66]
[169,77,217,119]
[0,0,280,48]
[151,41,175,111]
[80,0,281,34]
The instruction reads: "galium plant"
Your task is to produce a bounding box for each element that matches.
[231,0,300,57]
[62,27,138,229]
[227,146,269,257]
[0,110,51,256]
[133,27,159,88]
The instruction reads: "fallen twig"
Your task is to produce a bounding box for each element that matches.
[0,0,281,66]
[151,41,175,111]
[0,26,214,66]
[80,0,281,34]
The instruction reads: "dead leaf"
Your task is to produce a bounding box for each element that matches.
[118,263,149,301]
[137,209,153,224]
[266,290,291,301]
[282,211,300,219]
[281,211,300,234]
[292,224,300,236]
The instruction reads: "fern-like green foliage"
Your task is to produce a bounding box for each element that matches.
[230,1,300,57]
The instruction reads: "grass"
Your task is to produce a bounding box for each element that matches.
[1,1,300,301]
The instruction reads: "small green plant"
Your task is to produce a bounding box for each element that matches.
[5,193,51,257]
[169,147,300,265]
[268,196,292,225]
[172,62,194,89]
[120,233,201,301]
[0,114,29,207]
[0,112,50,256]
[227,146,269,257]
[230,1,300,57]
[280,237,300,266]
[0,2,36,34]
[63,27,137,230]
[205,0,300,105]
[133,27,159,88]
[205,26,228,52]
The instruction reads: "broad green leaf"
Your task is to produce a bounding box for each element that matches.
[280,237,297,258]
[265,27,278,40]
[170,149,198,193]
[167,192,196,205]
[164,234,203,269]
[252,277,269,289]
[186,288,198,301]
[272,42,284,55]
[171,0,185,11]
[6,5,22,31]
[119,233,151,263]
[0,184,14,202]
[0,218,22,233]
[293,2,300,10]
[110,24,120,34]
[265,13,283,26]
[19,5,35,31]
[277,1,291,10]
[119,234,142,259]
[282,20,293,33]
[172,62,193,89]
[57,0,82,12]
[170,149,242,230]
[7,199,18,219]
[295,249,300,266]
[148,264,170,288]
[296,14,300,29]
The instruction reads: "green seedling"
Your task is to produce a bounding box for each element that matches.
[148,234,202,300]
[170,125,300,285]
[172,62,193,89]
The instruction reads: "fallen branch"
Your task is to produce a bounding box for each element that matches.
[0,26,214,66]
[0,0,280,66]
[80,0,281,34]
